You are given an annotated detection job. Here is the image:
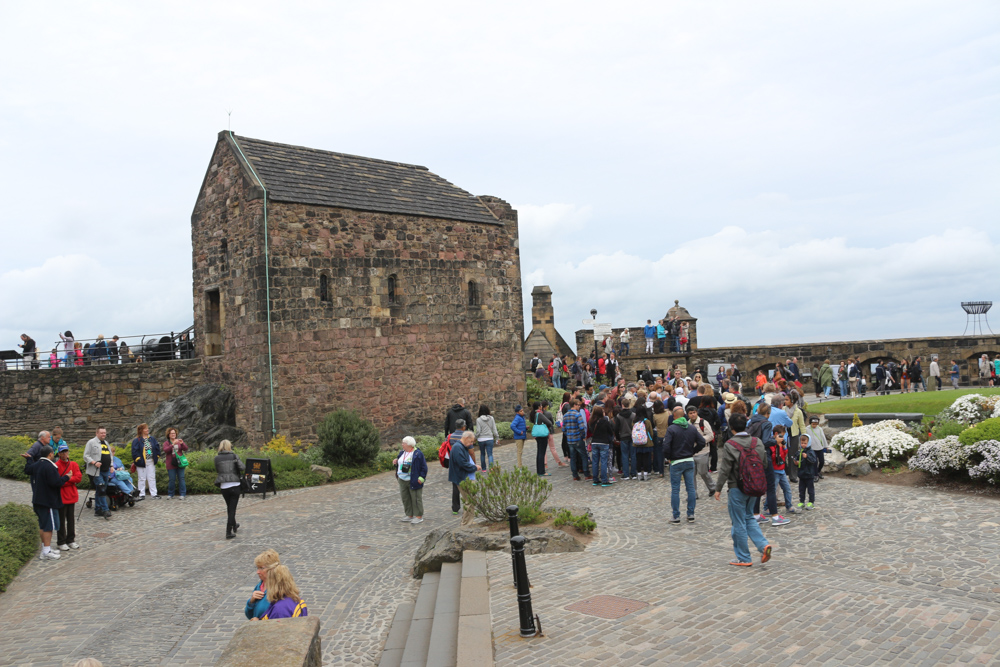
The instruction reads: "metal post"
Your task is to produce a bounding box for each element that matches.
[507,505,520,588]
[510,535,537,637]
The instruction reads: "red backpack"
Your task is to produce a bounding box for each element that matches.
[438,440,451,468]
[730,437,767,497]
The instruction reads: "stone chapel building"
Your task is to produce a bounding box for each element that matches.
[191,131,524,443]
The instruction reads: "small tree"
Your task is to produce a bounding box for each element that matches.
[317,410,380,467]
[459,464,551,523]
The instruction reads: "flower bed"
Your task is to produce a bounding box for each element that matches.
[967,439,1000,485]
[937,394,1000,425]
[908,436,970,475]
[831,420,920,465]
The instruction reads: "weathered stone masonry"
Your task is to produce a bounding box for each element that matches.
[191,132,524,444]
[0,359,207,445]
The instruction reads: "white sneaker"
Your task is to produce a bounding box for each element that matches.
[400,516,413,522]
[44,550,61,560]
[410,517,424,524]
[68,542,80,549]
[58,544,69,551]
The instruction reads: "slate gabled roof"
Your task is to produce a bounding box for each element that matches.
[228,133,500,225]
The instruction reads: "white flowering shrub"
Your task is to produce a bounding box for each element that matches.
[937,394,994,425]
[967,440,1000,485]
[908,436,971,475]
[992,401,1000,419]
[832,420,921,465]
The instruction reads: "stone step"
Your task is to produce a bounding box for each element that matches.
[457,551,493,667]
[399,571,440,667]
[376,601,415,667]
[425,562,462,667]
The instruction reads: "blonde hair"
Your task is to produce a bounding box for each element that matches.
[218,439,233,453]
[266,564,301,603]
[74,660,104,667]
[254,549,281,570]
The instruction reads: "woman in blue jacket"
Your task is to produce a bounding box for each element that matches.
[394,436,428,524]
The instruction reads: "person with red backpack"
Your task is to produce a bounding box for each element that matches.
[714,414,772,567]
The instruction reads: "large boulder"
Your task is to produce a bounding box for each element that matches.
[109,384,246,449]
[824,447,848,473]
[843,456,872,477]
[413,527,584,578]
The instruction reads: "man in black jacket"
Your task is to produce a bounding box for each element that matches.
[22,446,70,560]
[444,400,473,437]
[663,406,707,524]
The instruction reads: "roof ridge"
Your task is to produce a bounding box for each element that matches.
[231,133,430,171]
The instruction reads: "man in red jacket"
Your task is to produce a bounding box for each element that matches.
[55,443,82,551]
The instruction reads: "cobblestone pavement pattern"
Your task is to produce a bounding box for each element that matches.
[489,466,1000,666]
[4,442,1000,666]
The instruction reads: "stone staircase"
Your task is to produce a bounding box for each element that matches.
[378,551,493,667]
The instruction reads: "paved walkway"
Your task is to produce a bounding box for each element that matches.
[4,443,1000,666]
[487,466,1000,666]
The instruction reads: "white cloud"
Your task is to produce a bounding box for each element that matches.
[524,226,1000,348]
[518,203,593,234]
[0,255,191,353]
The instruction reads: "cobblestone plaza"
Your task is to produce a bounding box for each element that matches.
[1,442,999,666]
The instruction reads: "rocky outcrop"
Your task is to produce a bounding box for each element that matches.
[109,384,246,449]
[413,527,584,578]
[824,447,848,473]
[310,465,333,479]
[216,616,320,667]
[843,456,872,477]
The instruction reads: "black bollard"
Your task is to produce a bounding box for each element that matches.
[507,505,520,588]
[510,535,537,637]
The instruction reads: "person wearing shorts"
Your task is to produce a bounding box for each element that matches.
[22,445,70,560]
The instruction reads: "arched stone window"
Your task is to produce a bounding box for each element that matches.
[468,280,480,307]
[388,274,398,305]
[319,273,330,303]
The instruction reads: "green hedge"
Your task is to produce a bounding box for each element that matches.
[959,418,1000,447]
[0,437,328,494]
[0,502,39,592]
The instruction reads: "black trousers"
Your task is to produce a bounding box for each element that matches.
[798,477,815,503]
[221,486,240,532]
[57,503,75,545]
[452,483,461,512]
[709,438,718,471]
[815,449,825,476]
[535,437,548,475]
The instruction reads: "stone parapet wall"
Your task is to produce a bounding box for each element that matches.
[0,359,206,444]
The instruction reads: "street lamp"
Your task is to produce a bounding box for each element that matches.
[591,309,598,363]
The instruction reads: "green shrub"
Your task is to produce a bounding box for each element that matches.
[959,418,1000,448]
[526,377,564,405]
[0,502,39,591]
[459,464,551,523]
[496,421,514,441]
[552,508,596,534]
[317,410,381,467]
[932,420,967,440]
[517,504,547,524]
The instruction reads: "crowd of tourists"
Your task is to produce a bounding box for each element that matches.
[8,330,195,370]
[20,423,256,562]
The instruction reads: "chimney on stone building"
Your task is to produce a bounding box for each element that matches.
[531,285,558,350]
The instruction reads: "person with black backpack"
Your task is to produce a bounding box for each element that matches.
[714,414,772,567]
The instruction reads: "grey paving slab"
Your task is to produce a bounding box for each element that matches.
[486,466,1000,667]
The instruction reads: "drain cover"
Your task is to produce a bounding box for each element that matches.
[565,595,648,619]
[92,532,112,539]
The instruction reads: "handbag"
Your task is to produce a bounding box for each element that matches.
[175,452,189,468]
[531,412,549,438]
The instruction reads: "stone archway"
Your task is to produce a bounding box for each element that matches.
[964,350,1000,386]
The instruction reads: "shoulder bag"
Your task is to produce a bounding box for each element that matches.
[531,412,549,438]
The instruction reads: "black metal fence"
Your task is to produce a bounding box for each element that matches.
[2,326,195,371]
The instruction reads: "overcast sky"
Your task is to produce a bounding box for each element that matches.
[2,1,998,355]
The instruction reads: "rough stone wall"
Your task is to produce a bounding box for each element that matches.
[190,136,272,440]
[260,199,524,442]
[190,134,524,444]
[0,359,206,444]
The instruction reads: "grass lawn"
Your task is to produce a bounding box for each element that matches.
[807,387,1000,416]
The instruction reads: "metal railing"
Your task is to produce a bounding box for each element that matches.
[2,326,195,371]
